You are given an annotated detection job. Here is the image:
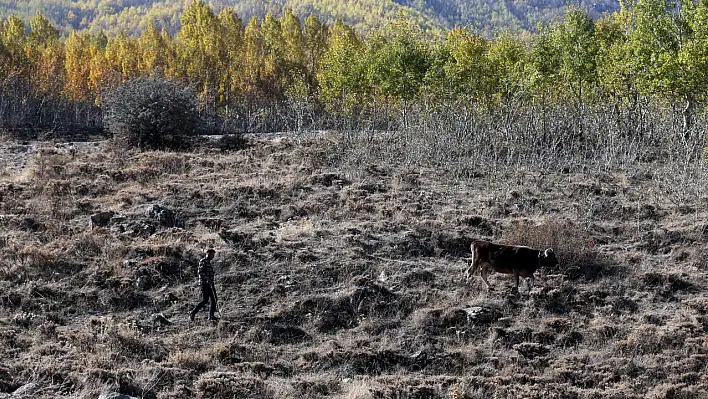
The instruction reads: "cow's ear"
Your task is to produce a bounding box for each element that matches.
[544,248,554,257]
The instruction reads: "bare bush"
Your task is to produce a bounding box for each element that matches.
[501,220,609,280]
[103,75,199,150]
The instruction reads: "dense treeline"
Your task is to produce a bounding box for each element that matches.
[0,0,439,37]
[0,0,707,139]
[0,0,620,37]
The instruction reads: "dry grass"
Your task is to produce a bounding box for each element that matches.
[501,219,608,280]
[0,134,705,398]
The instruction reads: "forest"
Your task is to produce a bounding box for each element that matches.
[1,2,708,397]
[0,0,706,143]
[0,0,621,37]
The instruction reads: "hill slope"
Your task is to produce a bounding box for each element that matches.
[0,0,621,36]
[0,132,705,398]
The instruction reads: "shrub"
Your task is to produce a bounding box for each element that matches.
[103,75,199,150]
[502,220,610,280]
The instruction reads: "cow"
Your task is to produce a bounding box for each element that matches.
[464,240,558,292]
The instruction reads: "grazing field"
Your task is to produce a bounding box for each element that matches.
[0,131,706,398]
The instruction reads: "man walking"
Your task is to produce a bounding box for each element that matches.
[190,247,219,321]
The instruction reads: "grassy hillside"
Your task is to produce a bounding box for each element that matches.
[0,0,620,36]
[0,129,705,398]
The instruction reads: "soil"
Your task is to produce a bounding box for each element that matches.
[0,134,706,398]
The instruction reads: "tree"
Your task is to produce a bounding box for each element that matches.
[555,7,598,106]
[365,15,431,125]
[281,8,305,68]
[138,22,168,74]
[317,20,367,117]
[627,0,687,111]
[261,12,284,96]
[1,15,28,79]
[106,32,140,81]
[675,0,708,132]
[303,14,328,76]
[103,75,200,150]
[218,8,245,107]
[29,11,59,46]
[64,31,93,102]
[488,30,527,107]
[176,0,224,107]
[442,27,491,101]
[595,10,634,102]
[242,16,265,97]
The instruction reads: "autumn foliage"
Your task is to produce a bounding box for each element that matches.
[0,1,707,137]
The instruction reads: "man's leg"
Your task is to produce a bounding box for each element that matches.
[208,286,218,320]
[190,284,210,320]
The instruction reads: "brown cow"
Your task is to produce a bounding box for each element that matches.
[465,240,558,292]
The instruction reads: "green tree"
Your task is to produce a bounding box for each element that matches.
[242,16,265,97]
[624,0,706,132]
[441,27,490,102]
[317,20,367,117]
[281,9,305,67]
[366,15,431,125]
[29,11,59,46]
[303,14,328,76]
[555,7,598,106]
[1,15,28,79]
[676,0,708,131]
[487,31,526,108]
[261,12,284,96]
[527,24,562,137]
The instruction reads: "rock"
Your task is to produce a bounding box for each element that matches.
[152,313,172,326]
[13,383,39,396]
[146,204,177,227]
[464,306,501,325]
[98,393,138,399]
[90,211,116,228]
[512,342,550,359]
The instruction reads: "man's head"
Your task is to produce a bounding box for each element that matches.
[205,247,216,259]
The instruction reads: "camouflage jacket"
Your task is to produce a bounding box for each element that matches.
[197,257,215,286]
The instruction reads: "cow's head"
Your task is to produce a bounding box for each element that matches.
[540,248,558,268]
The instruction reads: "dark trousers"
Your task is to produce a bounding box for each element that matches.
[191,283,217,318]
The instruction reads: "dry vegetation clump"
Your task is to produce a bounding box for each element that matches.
[501,219,610,280]
[194,371,274,398]
[0,132,706,398]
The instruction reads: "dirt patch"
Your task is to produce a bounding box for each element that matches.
[0,137,706,399]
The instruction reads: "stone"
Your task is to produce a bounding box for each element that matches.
[90,211,116,228]
[98,392,138,399]
[464,306,501,325]
[145,204,176,227]
[13,383,39,396]
[152,313,172,326]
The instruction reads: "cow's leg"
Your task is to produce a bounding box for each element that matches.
[465,249,478,285]
[513,270,520,293]
[464,261,475,285]
[480,266,493,291]
[528,275,535,292]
